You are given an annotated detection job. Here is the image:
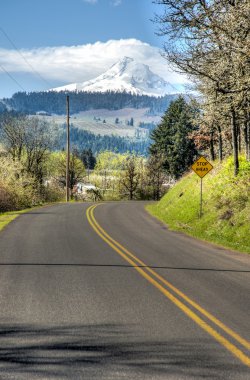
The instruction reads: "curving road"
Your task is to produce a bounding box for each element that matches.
[0,202,249,379]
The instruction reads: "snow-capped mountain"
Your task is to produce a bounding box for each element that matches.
[51,57,177,97]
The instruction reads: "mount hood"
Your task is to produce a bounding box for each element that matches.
[51,57,177,97]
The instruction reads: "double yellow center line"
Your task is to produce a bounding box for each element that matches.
[86,204,250,367]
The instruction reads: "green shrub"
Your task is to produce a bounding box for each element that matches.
[0,156,40,211]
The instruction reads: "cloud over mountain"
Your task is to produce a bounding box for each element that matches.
[52,56,178,96]
[0,39,187,90]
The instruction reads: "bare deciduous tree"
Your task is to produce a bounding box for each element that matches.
[154,0,250,174]
[120,156,140,200]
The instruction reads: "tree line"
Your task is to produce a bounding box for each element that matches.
[1,89,248,212]
[89,151,170,202]
[3,90,177,116]
[154,0,250,175]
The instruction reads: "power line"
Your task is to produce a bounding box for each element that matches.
[0,26,52,89]
[0,63,26,92]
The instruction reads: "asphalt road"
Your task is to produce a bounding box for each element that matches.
[0,202,249,379]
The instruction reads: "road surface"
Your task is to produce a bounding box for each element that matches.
[0,202,249,379]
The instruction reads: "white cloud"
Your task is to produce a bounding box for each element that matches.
[111,0,122,6]
[0,39,188,89]
[82,0,98,4]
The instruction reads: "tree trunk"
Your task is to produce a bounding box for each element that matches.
[248,121,250,161]
[217,124,223,162]
[238,124,241,153]
[243,115,250,161]
[209,128,215,161]
[231,108,239,176]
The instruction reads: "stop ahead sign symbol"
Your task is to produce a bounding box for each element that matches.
[191,156,213,178]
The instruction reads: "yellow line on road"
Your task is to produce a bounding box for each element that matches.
[88,205,250,351]
[86,204,250,367]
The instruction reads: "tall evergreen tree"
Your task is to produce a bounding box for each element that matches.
[80,148,96,170]
[149,97,197,178]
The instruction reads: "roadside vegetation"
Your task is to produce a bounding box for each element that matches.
[0,207,43,232]
[147,156,250,254]
[146,1,249,253]
[0,114,64,212]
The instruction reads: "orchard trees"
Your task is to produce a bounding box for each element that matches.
[48,151,85,196]
[93,151,167,200]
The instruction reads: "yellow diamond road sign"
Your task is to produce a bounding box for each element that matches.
[192,156,213,178]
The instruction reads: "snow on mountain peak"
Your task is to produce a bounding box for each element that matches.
[51,56,177,97]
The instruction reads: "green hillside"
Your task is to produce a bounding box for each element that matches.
[147,156,250,254]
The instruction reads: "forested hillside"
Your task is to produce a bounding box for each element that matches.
[58,124,151,156]
[0,111,151,157]
[3,91,177,115]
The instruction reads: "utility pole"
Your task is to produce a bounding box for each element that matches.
[66,95,70,202]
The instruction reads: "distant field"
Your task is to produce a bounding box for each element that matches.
[70,120,135,137]
[39,108,160,137]
[74,108,161,125]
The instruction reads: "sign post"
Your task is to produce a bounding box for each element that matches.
[200,177,203,217]
[191,156,213,218]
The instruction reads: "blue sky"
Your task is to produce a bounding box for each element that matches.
[1,0,162,49]
[0,0,186,98]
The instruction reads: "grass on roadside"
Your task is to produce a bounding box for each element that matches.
[0,203,61,232]
[0,209,34,232]
[0,200,86,232]
[147,156,250,254]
